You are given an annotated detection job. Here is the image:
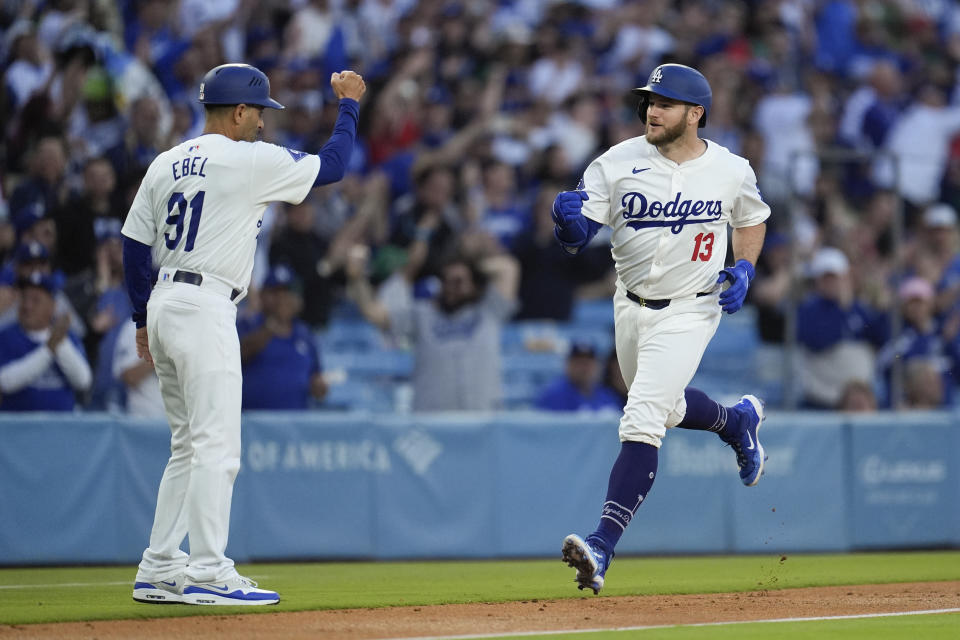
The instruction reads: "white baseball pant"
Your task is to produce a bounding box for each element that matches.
[136,272,242,583]
[614,282,722,447]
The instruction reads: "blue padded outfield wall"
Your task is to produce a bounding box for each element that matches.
[1,411,958,565]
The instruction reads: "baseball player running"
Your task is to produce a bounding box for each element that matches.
[553,64,769,594]
[123,64,365,605]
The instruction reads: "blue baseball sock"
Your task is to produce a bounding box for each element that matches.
[586,441,659,555]
[675,387,729,434]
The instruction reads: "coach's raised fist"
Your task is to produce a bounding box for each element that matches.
[551,190,589,228]
[331,70,366,102]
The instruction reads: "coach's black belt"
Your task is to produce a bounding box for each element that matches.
[625,290,711,310]
[173,270,242,301]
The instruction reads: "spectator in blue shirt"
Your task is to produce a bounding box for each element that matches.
[238,265,327,410]
[797,247,889,408]
[476,160,530,250]
[0,272,92,411]
[536,342,622,413]
[8,136,69,232]
[0,241,84,338]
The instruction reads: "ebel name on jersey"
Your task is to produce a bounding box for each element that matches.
[619,191,723,233]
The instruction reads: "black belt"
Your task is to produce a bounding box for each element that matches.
[625,290,711,310]
[172,270,242,301]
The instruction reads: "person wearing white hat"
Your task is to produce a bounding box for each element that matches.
[796,247,889,408]
[918,203,960,313]
[922,203,958,229]
[921,203,959,276]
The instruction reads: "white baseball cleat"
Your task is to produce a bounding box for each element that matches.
[182,574,279,605]
[132,575,184,604]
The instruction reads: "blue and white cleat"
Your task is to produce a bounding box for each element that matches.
[723,394,767,487]
[182,574,279,606]
[132,575,183,604]
[561,534,613,595]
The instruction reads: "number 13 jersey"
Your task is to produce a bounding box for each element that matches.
[579,136,770,300]
[121,134,322,291]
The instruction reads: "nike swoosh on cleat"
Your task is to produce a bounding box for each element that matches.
[161,580,178,587]
[632,167,650,174]
[745,431,755,451]
[203,584,231,591]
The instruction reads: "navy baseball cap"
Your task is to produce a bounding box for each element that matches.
[14,241,50,263]
[17,270,59,294]
[568,340,597,358]
[12,202,46,234]
[262,264,302,292]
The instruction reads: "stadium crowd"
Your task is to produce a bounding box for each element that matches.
[2,0,960,413]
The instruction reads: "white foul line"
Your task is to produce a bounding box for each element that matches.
[0,575,272,590]
[387,608,960,640]
[0,581,132,590]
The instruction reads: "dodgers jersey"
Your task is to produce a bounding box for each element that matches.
[121,135,321,291]
[580,136,769,299]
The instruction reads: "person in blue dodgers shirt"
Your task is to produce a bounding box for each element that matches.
[237,264,327,410]
[796,246,889,408]
[536,341,624,412]
[0,272,91,410]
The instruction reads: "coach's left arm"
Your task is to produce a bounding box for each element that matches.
[311,71,366,188]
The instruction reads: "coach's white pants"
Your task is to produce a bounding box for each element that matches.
[614,283,722,447]
[137,280,242,583]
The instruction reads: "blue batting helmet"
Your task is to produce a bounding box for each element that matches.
[632,64,712,128]
[197,63,284,110]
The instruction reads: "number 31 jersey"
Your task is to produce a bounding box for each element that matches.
[579,136,770,300]
[121,134,322,291]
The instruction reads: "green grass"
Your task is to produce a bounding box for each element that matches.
[491,612,960,640]
[0,551,957,626]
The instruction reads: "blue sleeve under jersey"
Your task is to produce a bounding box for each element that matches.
[313,98,360,187]
[122,235,153,328]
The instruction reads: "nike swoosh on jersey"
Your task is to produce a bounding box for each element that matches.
[632,167,650,174]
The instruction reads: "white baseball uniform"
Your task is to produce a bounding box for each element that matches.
[121,135,321,582]
[579,136,769,447]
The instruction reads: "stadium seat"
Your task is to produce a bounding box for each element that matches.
[570,298,615,328]
[322,349,413,378]
[319,321,388,353]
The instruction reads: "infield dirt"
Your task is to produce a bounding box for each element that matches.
[1,581,957,639]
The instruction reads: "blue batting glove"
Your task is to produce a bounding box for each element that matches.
[716,259,756,314]
[551,190,589,228]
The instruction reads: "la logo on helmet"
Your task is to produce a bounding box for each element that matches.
[650,67,663,84]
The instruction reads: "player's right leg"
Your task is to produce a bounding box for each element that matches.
[133,295,192,604]
[164,285,279,605]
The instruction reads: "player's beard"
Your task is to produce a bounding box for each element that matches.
[646,118,686,147]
